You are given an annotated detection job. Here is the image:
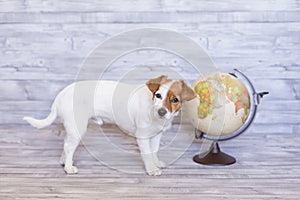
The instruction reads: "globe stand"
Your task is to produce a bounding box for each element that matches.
[193,142,236,165]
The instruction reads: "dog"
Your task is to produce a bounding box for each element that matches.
[23,75,196,176]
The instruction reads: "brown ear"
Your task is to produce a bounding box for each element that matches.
[180,80,196,101]
[146,75,168,94]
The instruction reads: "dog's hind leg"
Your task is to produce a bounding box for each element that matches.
[62,118,88,174]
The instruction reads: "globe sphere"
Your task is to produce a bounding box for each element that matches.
[186,72,250,137]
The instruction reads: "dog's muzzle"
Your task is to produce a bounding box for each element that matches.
[158,108,167,117]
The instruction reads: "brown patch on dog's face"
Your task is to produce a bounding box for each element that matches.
[164,81,196,113]
[146,75,171,98]
[164,81,182,113]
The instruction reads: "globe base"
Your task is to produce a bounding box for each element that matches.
[193,143,236,165]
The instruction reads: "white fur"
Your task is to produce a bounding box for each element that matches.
[23,80,179,176]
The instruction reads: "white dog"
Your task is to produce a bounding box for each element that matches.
[23,75,196,176]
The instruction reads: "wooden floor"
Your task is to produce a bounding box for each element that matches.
[0,123,299,199]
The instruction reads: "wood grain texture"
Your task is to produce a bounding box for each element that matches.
[0,0,299,12]
[0,124,300,199]
[1,11,299,24]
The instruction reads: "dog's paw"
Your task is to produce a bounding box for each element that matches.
[146,167,162,176]
[64,165,78,174]
[155,160,166,168]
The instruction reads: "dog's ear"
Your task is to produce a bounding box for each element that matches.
[180,80,196,101]
[146,75,168,94]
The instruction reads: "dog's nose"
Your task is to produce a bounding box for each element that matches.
[158,108,167,117]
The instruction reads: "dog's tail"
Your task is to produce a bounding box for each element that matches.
[23,102,57,129]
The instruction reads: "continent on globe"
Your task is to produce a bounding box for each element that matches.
[194,73,249,122]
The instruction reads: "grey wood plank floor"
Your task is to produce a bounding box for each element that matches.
[0,123,299,199]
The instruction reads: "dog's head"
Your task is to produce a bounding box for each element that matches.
[146,75,196,120]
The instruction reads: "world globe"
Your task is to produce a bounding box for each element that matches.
[186,69,268,165]
[187,71,250,136]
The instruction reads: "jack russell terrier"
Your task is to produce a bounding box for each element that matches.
[23,75,196,176]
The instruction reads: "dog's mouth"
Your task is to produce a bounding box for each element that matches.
[158,115,166,120]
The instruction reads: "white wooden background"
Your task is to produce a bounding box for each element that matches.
[0,0,299,136]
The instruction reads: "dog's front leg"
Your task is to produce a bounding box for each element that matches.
[136,137,162,176]
[150,133,166,169]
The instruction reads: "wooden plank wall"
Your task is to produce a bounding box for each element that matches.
[0,0,299,135]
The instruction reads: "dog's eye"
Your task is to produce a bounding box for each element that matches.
[171,97,179,103]
[155,93,162,99]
